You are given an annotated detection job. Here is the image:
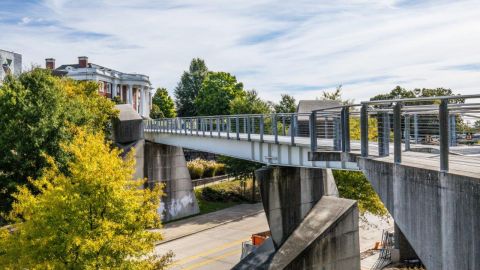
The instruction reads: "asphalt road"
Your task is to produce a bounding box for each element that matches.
[154,204,392,270]
[155,211,269,270]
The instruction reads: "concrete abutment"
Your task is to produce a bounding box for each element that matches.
[359,157,480,269]
[234,166,360,269]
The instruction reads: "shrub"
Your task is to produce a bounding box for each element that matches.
[187,158,226,179]
[187,159,204,179]
[200,180,247,202]
[202,160,216,178]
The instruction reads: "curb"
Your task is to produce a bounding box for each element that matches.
[155,210,263,246]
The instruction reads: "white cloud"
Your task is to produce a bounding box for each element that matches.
[1,0,480,103]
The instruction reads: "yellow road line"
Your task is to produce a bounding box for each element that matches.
[181,249,241,270]
[168,237,249,267]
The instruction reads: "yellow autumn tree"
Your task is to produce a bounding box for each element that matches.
[0,130,172,269]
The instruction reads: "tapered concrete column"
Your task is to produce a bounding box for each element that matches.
[256,166,339,247]
[144,141,200,221]
[236,166,359,269]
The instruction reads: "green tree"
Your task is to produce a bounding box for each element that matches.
[333,170,387,216]
[195,71,244,116]
[320,85,353,105]
[0,69,117,223]
[0,130,172,269]
[274,94,297,113]
[151,87,176,119]
[174,58,208,116]
[370,85,416,101]
[230,90,272,115]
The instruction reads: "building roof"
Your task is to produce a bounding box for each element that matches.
[56,63,118,73]
[297,100,342,114]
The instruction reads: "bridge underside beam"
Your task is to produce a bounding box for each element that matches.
[145,133,359,170]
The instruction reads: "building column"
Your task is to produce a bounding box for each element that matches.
[140,88,145,116]
[128,84,133,105]
[145,87,151,117]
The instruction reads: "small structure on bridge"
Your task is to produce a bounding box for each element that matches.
[296,100,341,138]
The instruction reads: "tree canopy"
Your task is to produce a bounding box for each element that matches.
[0,130,171,269]
[195,71,244,116]
[151,87,176,119]
[274,94,297,113]
[230,90,272,115]
[174,58,208,117]
[371,86,462,104]
[0,69,117,220]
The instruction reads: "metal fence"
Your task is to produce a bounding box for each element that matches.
[144,94,480,172]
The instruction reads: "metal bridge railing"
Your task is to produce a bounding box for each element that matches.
[144,94,480,172]
[309,94,480,172]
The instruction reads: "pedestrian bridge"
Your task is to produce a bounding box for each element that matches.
[145,94,480,176]
[143,94,480,269]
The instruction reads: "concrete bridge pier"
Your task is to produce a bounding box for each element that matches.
[113,105,199,222]
[360,158,480,269]
[234,166,360,269]
[144,142,199,221]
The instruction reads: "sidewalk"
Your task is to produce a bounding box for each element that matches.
[155,203,264,244]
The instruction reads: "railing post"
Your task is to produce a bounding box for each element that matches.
[360,104,369,157]
[190,119,193,135]
[378,111,390,157]
[310,111,317,152]
[273,114,278,144]
[282,115,286,136]
[439,99,449,172]
[393,102,402,164]
[217,117,221,138]
[341,107,351,152]
[236,116,240,140]
[414,114,419,144]
[243,117,247,134]
[227,117,231,139]
[333,116,341,151]
[247,116,251,141]
[404,114,411,151]
[195,117,200,136]
[449,114,457,146]
[291,114,296,146]
[210,118,213,137]
[260,115,264,143]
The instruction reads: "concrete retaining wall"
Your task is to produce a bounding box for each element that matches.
[271,196,359,270]
[359,158,480,269]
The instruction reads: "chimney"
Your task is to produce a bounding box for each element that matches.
[45,58,55,70]
[78,56,88,68]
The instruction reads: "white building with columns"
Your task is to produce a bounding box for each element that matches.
[46,56,153,118]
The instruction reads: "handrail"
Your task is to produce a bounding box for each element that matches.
[362,94,480,105]
[144,94,480,173]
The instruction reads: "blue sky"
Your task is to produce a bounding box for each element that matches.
[1,0,480,102]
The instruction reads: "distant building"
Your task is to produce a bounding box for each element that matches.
[46,56,153,118]
[0,49,22,83]
[296,100,341,137]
